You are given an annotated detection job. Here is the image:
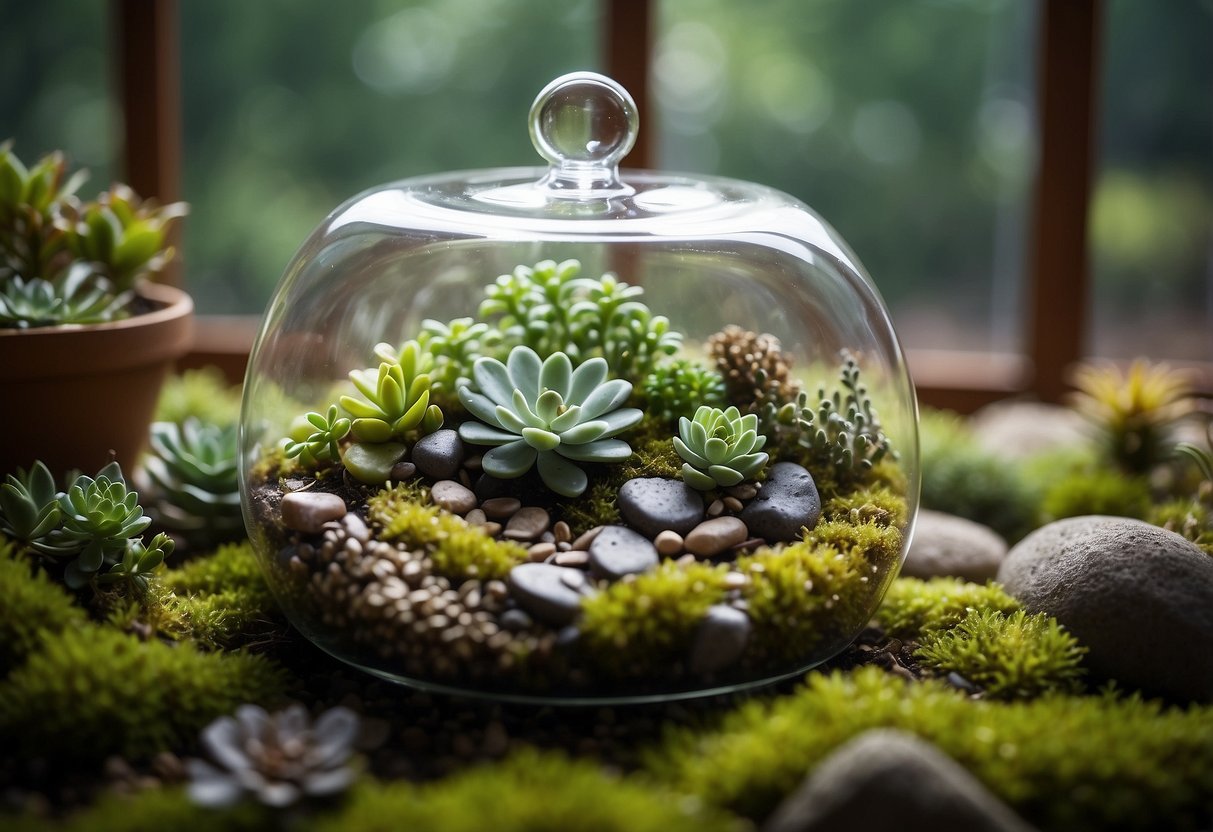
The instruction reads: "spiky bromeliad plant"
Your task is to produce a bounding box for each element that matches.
[141,419,244,550]
[674,405,769,490]
[458,346,642,497]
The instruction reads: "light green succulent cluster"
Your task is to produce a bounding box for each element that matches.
[477,259,682,381]
[458,346,641,497]
[674,406,769,490]
[419,316,497,393]
[285,405,351,467]
[141,419,244,550]
[0,461,171,589]
[765,351,894,484]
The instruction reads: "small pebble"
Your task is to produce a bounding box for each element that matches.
[482,522,503,537]
[706,499,725,518]
[281,491,347,534]
[503,507,551,541]
[499,608,533,632]
[528,542,557,561]
[588,525,660,581]
[411,429,465,480]
[571,525,604,551]
[507,564,588,626]
[654,530,684,556]
[722,496,744,512]
[688,605,752,674]
[684,516,749,558]
[724,571,748,590]
[726,483,758,501]
[553,521,571,543]
[555,550,590,568]
[481,497,522,519]
[389,461,417,482]
[430,480,477,515]
[465,508,487,526]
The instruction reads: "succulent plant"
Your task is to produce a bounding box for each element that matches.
[1070,359,1195,475]
[284,405,351,467]
[45,461,153,587]
[570,271,682,380]
[0,142,86,281]
[642,359,728,425]
[340,340,443,443]
[479,259,593,358]
[141,419,244,550]
[674,406,769,490]
[186,704,362,808]
[458,346,641,497]
[0,460,62,546]
[0,264,129,329]
[98,531,173,593]
[419,316,497,392]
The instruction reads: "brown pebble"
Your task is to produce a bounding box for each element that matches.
[389,461,417,482]
[730,537,766,554]
[482,522,502,537]
[503,506,550,541]
[431,480,477,515]
[654,530,684,556]
[463,455,483,472]
[528,542,557,561]
[722,496,744,512]
[281,491,347,534]
[726,483,758,501]
[706,499,725,517]
[553,521,572,543]
[571,525,604,550]
[458,470,473,488]
[555,550,590,568]
[557,541,572,552]
[465,508,487,526]
[685,516,749,557]
[481,497,522,519]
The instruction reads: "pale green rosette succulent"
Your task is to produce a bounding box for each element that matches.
[674,405,769,490]
[457,346,641,497]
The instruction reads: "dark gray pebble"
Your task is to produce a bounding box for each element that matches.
[739,462,821,543]
[588,525,659,581]
[507,563,590,626]
[499,608,533,632]
[617,477,705,538]
[688,604,751,675]
[411,429,464,480]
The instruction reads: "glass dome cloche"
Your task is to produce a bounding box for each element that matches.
[240,72,920,703]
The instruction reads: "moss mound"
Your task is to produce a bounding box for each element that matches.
[874,577,1021,640]
[0,541,86,672]
[9,788,268,832]
[648,667,1213,831]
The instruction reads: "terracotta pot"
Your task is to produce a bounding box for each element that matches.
[0,281,194,478]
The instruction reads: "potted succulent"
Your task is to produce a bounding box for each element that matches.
[0,142,193,476]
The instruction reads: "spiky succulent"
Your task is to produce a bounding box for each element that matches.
[457,346,641,497]
[1070,359,1194,474]
[141,419,244,550]
[284,405,351,467]
[340,341,443,443]
[0,460,61,545]
[45,462,152,587]
[0,264,129,329]
[642,359,728,424]
[674,406,769,490]
[98,531,173,593]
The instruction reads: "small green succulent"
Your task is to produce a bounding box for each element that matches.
[47,462,152,587]
[419,316,497,392]
[142,419,244,550]
[674,406,769,490]
[340,341,444,442]
[0,460,62,545]
[642,359,728,425]
[0,265,129,329]
[98,532,174,593]
[284,405,351,467]
[458,346,641,497]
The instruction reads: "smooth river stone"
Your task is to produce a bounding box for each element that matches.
[588,525,659,581]
[684,516,749,558]
[410,429,464,480]
[739,462,821,543]
[430,480,477,515]
[617,477,705,538]
[508,563,591,626]
[281,491,347,534]
[688,604,751,674]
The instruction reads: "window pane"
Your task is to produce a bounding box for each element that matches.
[180,0,601,314]
[0,0,116,196]
[655,0,1037,353]
[1088,0,1213,362]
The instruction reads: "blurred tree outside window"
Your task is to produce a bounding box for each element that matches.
[1087,0,1213,362]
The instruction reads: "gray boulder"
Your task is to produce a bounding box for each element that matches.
[902,510,1007,581]
[763,729,1034,832]
[998,516,1213,702]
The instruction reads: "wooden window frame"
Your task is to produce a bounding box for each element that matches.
[114,0,1210,409]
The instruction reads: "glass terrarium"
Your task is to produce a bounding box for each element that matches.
[240,72,920,703]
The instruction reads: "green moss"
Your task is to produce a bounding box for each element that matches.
[558,479,621,534]
[154,367,243,427]
[875,577,1021,640]
[615,435,685,482]
[368,484,527,580]
[823,484,909,528]
[9,788,270,832]
[580,561,729,675]
[918,408,1038,542]
[315,749,740,832]
[647,667,1213,830]
[1039,468,1152,523]
[0,626,286,763]
[1150,498,1213,554]
[807,519,902,561]
[0,540,86,672]
[914,609,1087,699]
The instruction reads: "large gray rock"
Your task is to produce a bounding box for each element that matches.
[903,510,1007,581]
[998,516,1213,702]
[763,730,1034,832]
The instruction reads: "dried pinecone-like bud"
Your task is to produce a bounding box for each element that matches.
[708,326,800,413]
